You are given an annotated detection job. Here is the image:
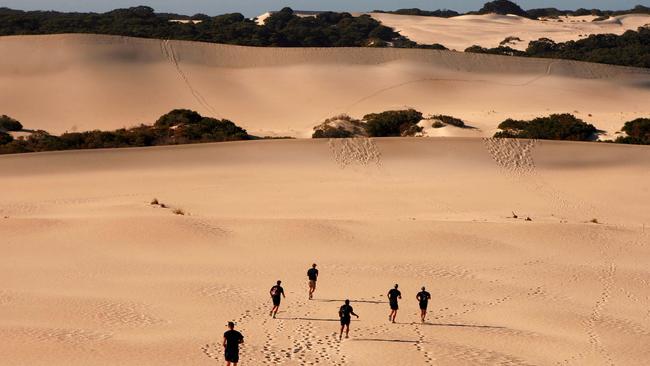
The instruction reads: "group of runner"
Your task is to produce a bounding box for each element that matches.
[222,263,432,365]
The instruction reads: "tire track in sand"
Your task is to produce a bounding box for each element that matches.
[160,39,218,116]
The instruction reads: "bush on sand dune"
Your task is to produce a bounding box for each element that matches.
[0,115,23,132]
[494,113,599,141]
[615,118,650,145]
[363,109,423,137]
[312,114,368,138]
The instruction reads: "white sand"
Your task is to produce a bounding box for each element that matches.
[371,13,650,51]
[1,34,650,138]
[1,138,649,365]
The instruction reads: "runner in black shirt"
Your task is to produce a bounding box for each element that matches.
[338,299,359,340]
[387,284,402,323]
[307,263,319,300]
[223,321,244,366]
[269,280,285,318]
[416,286,432,323]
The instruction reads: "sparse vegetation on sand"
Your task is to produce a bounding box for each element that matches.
[0,109,250,154]
[312,115,368,138]
[615,118,650,145]
[494,114,599,141]
[430,115,473,129]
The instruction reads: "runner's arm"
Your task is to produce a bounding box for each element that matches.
[223,336,227,348]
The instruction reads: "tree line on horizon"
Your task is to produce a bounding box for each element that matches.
[0,6,444,49]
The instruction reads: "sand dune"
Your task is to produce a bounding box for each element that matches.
[1,34,650,138]
[1,138,649,365]
[371,13,650,51]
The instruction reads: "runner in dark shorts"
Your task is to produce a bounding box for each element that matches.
[338,299,359,340]
[307,263,319,300]
[223,321,244,366]
[416,286,432,323]
[269,280,285,318]
[387,284,402,323]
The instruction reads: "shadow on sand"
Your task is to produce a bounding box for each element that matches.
[353,338,422,343]
[275,317,343,322]
[311,298,387,304]
[422,322,505,329]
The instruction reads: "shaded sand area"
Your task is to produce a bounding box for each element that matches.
[1,138,649,365]
[1,34,650,138]
[371,13,650,51]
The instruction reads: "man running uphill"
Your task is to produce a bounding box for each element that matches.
[223,322,244,366]
[269,280,285,318]
[338,299,359,340]
[416,286,432,323]
[307,263,319,300]
[387,284,402,323]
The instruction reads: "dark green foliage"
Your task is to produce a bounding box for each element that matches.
[524,28,650,68]
[373,9,460,18]
[0,6,434,48]
[615,118,650,144]
[0,132,13,144]
[475,1,532,18]
[465,45,526,56]
[0,115,23,132]
[494,114,599,141]
[0,110,249,154]
[363,109,423,137]
[154,109,203,128]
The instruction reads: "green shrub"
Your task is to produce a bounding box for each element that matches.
[494,114,599,141]
[363,109,423,137]
[0,115,23,132]
[615,118,650,145]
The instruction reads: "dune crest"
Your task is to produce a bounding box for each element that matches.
[1,34,649,138]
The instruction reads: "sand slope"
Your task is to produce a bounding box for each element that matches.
[1,34,650,138]
[1,138,649,365]
[371,13,650,51]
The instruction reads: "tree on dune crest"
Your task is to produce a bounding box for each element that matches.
[476,0,532,18]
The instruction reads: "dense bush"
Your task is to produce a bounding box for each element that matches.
[363,109,423,137]
[0,132,13,144]
[0,109,250,154]
[465,28,650,68]
[615,118,650,144]
[494,114,599,141]
[0,6,440,48]
[524,28,650,68]
[0,115,23,132]
[474,0,532,18]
